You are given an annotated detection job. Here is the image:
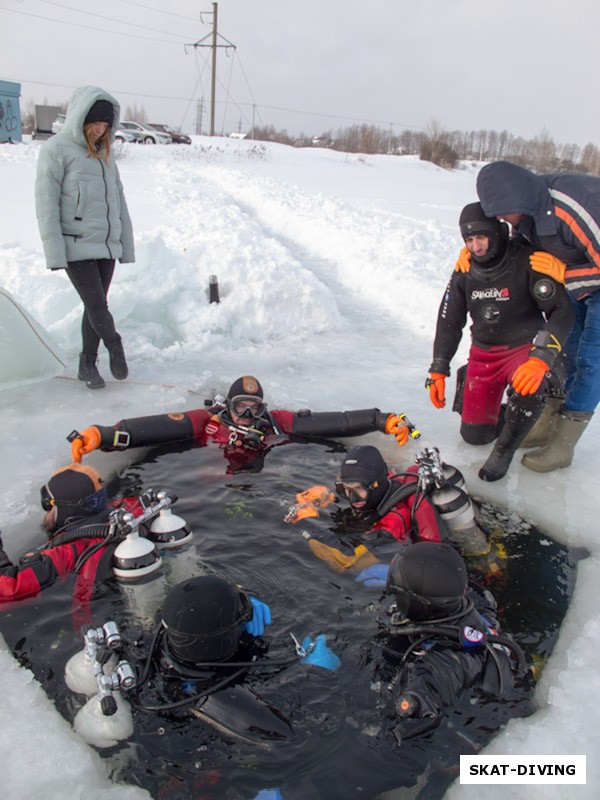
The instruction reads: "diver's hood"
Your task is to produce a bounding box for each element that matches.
[161,576,251,664]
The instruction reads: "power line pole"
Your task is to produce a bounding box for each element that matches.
[210,2,217,137]
[196,97,204,135]
[185,3,236,137]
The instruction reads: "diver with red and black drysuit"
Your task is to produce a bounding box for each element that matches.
[0,463,141,607]
[68,375,414,474]
[298,444,489,580]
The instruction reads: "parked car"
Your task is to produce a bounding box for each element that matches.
[51,114,66,134]
[114,127,141,144]
[148,123,192,145]
[119,121,172,144]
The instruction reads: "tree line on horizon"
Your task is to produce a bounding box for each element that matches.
[252,118,600,176]
[20,96,599,176]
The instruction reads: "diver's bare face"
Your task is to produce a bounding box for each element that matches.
[341,481,369,510]
[42,508,57,532]
[464,234,490,259]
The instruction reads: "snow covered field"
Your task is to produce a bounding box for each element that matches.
[0,137,597,799]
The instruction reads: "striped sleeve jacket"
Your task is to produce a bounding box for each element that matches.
[477,161,600,300]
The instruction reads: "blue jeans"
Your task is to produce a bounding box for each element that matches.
[563,289,600,412]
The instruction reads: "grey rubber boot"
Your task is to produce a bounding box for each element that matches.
[78,353,105,390]
[521,409,593,473]
[519,397,562,448]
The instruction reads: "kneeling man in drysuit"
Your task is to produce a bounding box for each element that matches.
[67,374,414,474]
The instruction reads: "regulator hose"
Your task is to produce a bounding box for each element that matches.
[130,624,301,712]
[393,623,527,675]
[375,481,419,518]
[47,522,113,547]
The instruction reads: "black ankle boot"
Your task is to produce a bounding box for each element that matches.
[78,354,105,390]
[107,336,128,380]
[478,445,515,482]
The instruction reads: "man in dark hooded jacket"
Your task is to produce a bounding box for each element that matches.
[474,161,600,473]
[427,202,573,481]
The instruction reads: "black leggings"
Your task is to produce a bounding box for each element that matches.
[66,259,118,355]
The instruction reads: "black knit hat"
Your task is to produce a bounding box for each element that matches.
[386,542,467,621]
[459,202,508,265]
[41,464,107,528]
[227,375,264,401]
[84,99,115,127]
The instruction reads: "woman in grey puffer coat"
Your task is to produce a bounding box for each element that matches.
[35,85,134,389]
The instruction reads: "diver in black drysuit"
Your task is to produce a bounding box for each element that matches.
[257,542,528,800]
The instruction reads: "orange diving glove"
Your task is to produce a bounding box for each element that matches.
[454,246,471,273]
[71,426,102,463]
[511,357,549,395]
[425,373,446,409]
[385,414,409,446]
[529,252,566,284]
[284,485,335,524]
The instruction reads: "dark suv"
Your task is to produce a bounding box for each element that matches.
[148,123,192,145]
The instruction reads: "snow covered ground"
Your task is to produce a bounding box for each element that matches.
[0,137,597,799]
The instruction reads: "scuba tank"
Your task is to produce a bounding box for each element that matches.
[65,621,136,748]
[109,491,184,628]
[56,490,194,628]
[148,501,202,587]
[415,448,489,557]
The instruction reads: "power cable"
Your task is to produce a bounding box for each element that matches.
[115,0,203,23]
[0,4,189,45]
[38,0,191,39]
[220,48,237,135]
[178,50,208,132]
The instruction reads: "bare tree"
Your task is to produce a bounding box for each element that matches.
[123,103,148,122]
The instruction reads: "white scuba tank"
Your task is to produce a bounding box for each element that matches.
[73,691,134,748]
[430,464,489,556]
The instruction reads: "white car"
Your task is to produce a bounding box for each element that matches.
[51,114,65,134]
[119,121,172,144]
[114,128,141,144]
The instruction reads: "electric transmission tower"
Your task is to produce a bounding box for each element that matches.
[185,3,236,136]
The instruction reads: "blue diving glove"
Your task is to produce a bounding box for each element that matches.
[300,634,341,672]
[245,596,272,637]
[355,563,389,588]
[252,790,284,800]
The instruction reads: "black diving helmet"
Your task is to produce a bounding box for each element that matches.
[161,575,253,665]
[386,542,468,621]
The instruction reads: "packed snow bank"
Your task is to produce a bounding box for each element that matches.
[0,633,150,800]
[0,286,66,389]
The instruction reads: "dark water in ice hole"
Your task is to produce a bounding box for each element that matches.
[0,440,586,800]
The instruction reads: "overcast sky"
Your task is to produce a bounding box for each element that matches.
[2,0,599,147]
